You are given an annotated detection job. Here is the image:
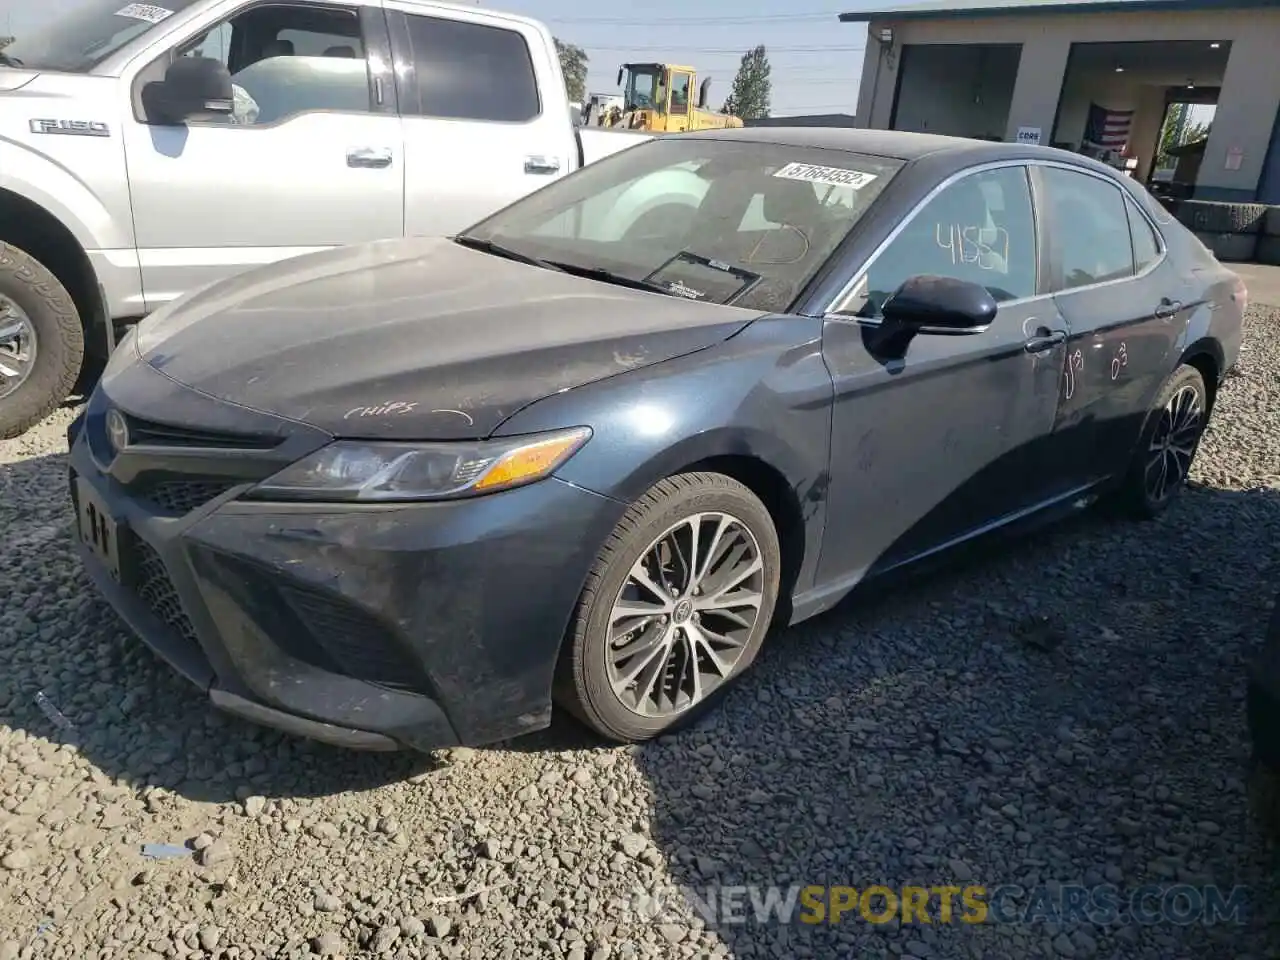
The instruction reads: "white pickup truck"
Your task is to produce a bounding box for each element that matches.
[0,0,650,438]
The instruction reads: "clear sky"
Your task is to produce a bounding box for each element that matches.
[3,0,885,116]
[491,1,869,116]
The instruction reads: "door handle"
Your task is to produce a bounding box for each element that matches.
[347,147,393,169]
[524,155,561,175]
[1023,329,1067,353]
[1154,297,1182,319]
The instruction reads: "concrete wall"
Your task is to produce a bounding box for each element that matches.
[891,43,1019,139]
[853,7,1280,201]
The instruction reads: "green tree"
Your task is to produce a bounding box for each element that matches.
[0,37,13,51]
[555,38,589,104]
[722,45,771,120]
[1156,102,1211,168]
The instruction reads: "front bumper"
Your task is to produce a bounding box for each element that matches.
[67,409,624,752]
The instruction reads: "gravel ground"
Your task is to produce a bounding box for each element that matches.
[2,309,1279,960]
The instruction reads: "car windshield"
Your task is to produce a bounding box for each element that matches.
[0,0,204,73]
[459,138,902,312]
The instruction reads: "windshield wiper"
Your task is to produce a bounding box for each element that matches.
[543,262,671,295]
[453,235,564,272]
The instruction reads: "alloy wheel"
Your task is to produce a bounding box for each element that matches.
[0,296,37,401]
[1144,383,1203,504]
[606,511,765,718]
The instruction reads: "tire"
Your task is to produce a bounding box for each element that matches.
[1116,364,1208,519]
[1257,235,1280,267]
[0,243,83,440]
[1176,199,1266,235]
[555,472,781,742]
[1192,230,1257,264]
[1264,206,1280,238]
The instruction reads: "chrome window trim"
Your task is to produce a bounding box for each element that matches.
[822,157,1168,324]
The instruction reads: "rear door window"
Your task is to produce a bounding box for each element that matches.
[1040,167,1136,290]
[403,15,540,122]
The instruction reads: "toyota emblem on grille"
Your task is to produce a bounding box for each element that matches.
[105,409,129,454]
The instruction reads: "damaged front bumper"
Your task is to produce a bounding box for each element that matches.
[66,399,624,753]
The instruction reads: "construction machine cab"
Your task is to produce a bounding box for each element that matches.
[617,63,709,114]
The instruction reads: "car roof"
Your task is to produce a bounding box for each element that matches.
[676,126,1122,176]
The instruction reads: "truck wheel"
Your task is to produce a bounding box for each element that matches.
[0,243,84,440]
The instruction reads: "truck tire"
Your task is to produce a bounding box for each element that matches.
[1192,230,1258,263]
[1258,235,1280,267]
[1264,206,1280,238]
[0,243,84,440]
[1176,200,1267,235]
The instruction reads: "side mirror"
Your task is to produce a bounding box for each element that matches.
[616,66,624,87]
[880,275,997,334]
[144,56,234,125]
[698,77,711,109]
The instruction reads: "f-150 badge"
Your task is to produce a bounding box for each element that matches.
[29,119,111,137]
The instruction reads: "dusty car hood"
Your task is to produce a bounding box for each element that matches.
[135,237,763,439]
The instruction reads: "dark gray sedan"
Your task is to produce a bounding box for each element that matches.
[68,128,1245,751]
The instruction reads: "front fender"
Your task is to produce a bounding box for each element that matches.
[496,315,834,597]
[0,78,134,251]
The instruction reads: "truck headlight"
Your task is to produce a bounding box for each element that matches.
[246,427,591,502]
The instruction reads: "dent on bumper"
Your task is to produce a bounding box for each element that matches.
[71,435,625,751]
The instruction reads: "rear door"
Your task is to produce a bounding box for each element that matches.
[387,3,572,237]
[1034,164,1185,491]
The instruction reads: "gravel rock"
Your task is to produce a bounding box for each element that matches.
[3,309,1280,958]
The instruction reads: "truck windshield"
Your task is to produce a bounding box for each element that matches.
[623,65,666,112]
[0,0,204,73]
[459,138,902,313]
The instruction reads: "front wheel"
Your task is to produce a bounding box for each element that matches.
[0,243,84,439]
[1117,364,1209,519]
[556,472,781,743]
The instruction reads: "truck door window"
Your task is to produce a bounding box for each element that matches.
[403,15,540,123]
[172,4,372,126]
[670,73,692,114]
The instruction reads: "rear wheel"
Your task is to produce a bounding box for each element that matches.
[0,243,83,439]
[556,472,781,742]
[1117,364,1208,519]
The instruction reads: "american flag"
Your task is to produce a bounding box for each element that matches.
[1084,102,1134,152]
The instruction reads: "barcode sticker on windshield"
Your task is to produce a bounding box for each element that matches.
[773,162,878,190]
[114,4,175,23]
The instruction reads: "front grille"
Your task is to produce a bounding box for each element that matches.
[135,478,237,516]
[122,413,278,450]
[133,539,199,648]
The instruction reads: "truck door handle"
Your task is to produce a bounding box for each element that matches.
[524,155,561,175]
[347,147,393,169]
[1154,297,1182,319]
[1023,329,1067,353]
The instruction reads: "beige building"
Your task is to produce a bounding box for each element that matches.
[844,0,1280,203]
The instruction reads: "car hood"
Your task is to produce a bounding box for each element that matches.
[135,237,764,439]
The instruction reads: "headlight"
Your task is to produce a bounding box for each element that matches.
[247,427,592,502]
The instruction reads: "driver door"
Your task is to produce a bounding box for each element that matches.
[121,0,404,310]
[817,163,1069,585]
[666,70,693,132]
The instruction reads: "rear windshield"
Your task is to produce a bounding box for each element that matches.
[461,137,902,312]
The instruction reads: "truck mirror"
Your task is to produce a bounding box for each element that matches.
[146,56,235,125]
[699,77,711,109]
[616,66,624,87]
